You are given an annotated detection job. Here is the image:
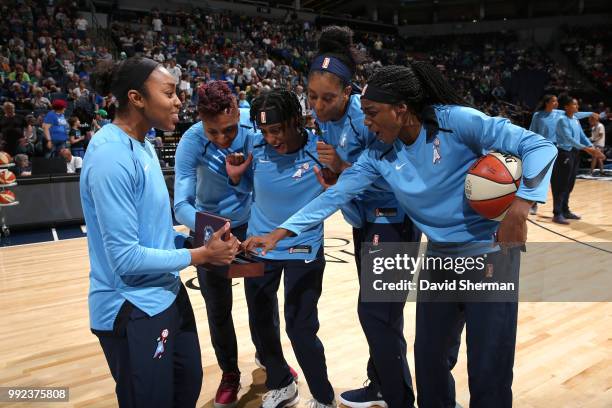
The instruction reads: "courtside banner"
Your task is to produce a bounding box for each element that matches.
[360,242,612,302]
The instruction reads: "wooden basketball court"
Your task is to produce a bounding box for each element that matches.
[1,179,610,407]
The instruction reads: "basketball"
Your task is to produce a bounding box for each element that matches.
[0,189,16,204]
[465,152,522,221]
[0,170,16,185]
[0,151,12,165]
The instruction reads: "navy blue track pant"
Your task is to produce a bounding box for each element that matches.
[244,248,335,404]
[96,284,202,408]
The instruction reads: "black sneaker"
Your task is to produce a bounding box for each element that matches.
[563,212,581,220]
[338,381,387,408]
[552,215,570,225]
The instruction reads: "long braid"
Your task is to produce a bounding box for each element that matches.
[411,61,468,107]
[367,63,470,114]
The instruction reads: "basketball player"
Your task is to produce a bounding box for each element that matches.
[81,57,240,408]
[306,26,462,408]
[528,94,596,214]
[227,90,335,408]
[244,63,558,408]
[550,95,605,224]
[173,81,296,408]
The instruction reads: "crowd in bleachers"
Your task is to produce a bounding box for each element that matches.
[561,25,611,93]
[1,0,610,174]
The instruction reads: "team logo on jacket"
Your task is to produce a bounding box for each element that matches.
[339,132,347,148]
[433,137,442,164]
[203,225,214,246]
[292,162,311,179]
[153,329,169,359]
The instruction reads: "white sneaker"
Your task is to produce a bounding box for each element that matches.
[261,381,299,408]
[306,398,337,408]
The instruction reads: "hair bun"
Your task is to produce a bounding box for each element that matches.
[317,26,354,54]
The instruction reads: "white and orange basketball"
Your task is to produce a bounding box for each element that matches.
[0,169,16,185]
[0,190,16,205]
[0,151,12,165]
[465,152,522,221]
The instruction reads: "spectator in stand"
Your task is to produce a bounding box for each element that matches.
[75,14,89,40]
[68,116,86,158]
[589,114,606,175]
[14,154,32,177]
[152,12,163,37]
[59,147,82,173]
[238,91,250,108]
[167,59,182,84]
[8,64,31,84]
[31,87,51,112]
[73,80,90,99]
[295,84,308,114]
[42,99,69,155]
[0,102,26,156]
[92,109,110,132]
[22,114,45,157]
[178,73,192,97]
[44,51,65,84]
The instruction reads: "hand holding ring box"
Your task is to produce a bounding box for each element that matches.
[195,211,265,278]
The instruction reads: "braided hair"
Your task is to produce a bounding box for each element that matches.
[366,63,469,116]
[250,89,304,129]
[310,25,367,87]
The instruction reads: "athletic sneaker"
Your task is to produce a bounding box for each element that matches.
[214,372,241,408]
[305,398,337,408]
[552,215,570,225]
[339,381,388,408]
[254,353,299,382]
[563,211,581,220]
[261,380,299,408]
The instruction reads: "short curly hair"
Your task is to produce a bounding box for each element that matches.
[197,81,236,118]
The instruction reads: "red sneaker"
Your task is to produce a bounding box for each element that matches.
[254,353,299,383]
[289,366,299,383]
[214,372,241,408]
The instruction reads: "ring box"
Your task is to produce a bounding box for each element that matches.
[195,211,264,278]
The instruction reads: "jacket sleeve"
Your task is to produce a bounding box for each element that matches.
[89,144,191,275]
[280,150,380,235]
[452,107,557,203]
[173,132,200,232]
